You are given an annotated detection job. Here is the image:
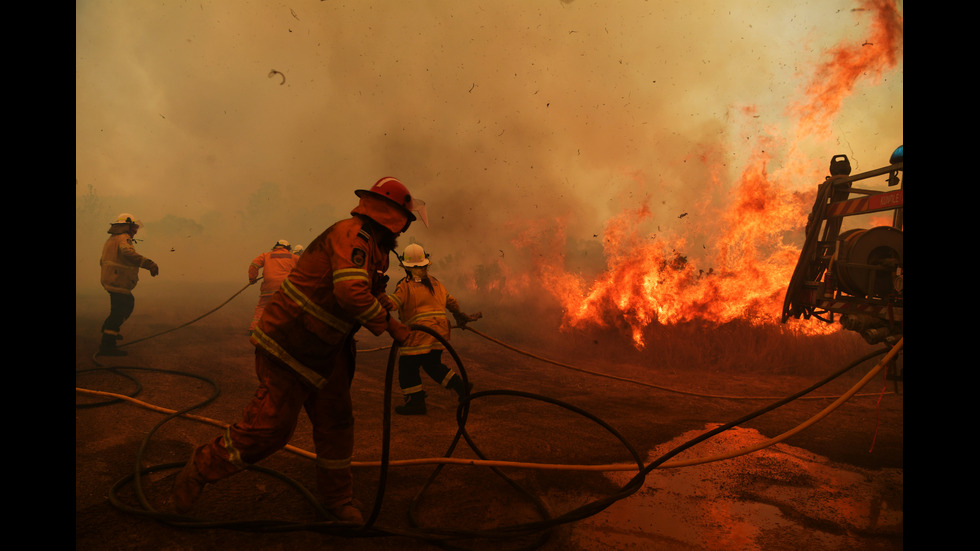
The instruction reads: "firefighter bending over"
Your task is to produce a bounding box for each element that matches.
[248,239,297,334]
[171,177,427,524]
[388,243,482,415]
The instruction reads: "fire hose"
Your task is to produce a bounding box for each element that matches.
[121,278,260,349]
[77,280,902,546]
[78,340,898,471]
[456,326,893,402]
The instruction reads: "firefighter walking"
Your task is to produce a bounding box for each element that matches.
[248,239,297,334]
[98,213,159,357]
[171,177,427,523]
[388,243,482,415]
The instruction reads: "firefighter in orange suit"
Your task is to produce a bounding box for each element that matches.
[248,239,297,333]
[388,243,481,415]
[172,177,427,523]
[98,213,159,356]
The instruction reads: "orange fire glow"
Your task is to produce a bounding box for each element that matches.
[526,147,815,348]
[790,0,904,141]
[461,1,902,350]
[535,1,901,349]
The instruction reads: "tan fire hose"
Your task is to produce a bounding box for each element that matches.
[80,277,901,474]
[76,336,901,472]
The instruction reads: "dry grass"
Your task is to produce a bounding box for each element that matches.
[636,320,877,376]
[475,296,881,378]
[77,281,884,380]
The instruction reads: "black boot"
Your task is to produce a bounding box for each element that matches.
[447,376,473,402]
[98,333,127,357]
[395,391,427,415]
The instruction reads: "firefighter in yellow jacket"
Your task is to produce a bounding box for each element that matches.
[388,243,482,415]
[248,239,297,333]
[172,177,426,524]
[98,213,159,356]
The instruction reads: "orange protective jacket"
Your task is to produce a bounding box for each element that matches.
[100,228,158,295]
[389,274,462,356]
[249,247,297,294]
[250,216,394,389]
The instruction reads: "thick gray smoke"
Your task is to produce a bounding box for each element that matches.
[76,1,902,323]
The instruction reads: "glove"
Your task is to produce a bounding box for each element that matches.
[372,273,390,295]
[377,293,396,311]
[387,317,411,345]
[147,261,160,277]
[452,311,482,328]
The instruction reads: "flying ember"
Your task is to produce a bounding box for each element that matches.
[530,0,903,348]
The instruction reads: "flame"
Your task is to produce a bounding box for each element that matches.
[527,149,812,349]
[521,1,902,349]
[459,242,535,299]
[790,0,904,140]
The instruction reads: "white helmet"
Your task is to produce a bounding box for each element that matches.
[292,244,304,255]
[274,239,291,250]
[111,213,143,229]
[401,243,430,267]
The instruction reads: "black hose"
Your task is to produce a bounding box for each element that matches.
[366,324,648,550]
[91,325,650,549]
[119,279,258,349]
[75,366,143,408]
[84,301,895,550]
[637,345,889,477]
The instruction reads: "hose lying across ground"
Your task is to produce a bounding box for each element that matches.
[76,281,903,549]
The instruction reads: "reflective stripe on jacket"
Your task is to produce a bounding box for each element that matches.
[100,231,157,295]
[389,274,461,356]
[249,248,298,294]
[250,217,391,388]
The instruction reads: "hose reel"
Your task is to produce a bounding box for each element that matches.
[834,226,903,299]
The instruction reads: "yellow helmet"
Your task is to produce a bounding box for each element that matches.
[400,243,430,267]
[111,213,143,229]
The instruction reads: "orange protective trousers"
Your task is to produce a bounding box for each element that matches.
[188,347,355,508]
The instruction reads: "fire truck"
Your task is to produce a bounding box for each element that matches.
[781,146,903,347]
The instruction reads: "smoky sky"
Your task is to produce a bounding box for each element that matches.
[76,0,903,308]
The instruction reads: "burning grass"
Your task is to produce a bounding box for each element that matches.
[625,319,875,376]
[475,295,877,380]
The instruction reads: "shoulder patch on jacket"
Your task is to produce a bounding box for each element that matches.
[351,248,366,267]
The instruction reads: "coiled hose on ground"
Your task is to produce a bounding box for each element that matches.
[76,281,903,550]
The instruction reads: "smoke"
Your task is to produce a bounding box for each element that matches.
[76,1,903,326]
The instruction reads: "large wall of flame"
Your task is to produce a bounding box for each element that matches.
[76,1,903,329]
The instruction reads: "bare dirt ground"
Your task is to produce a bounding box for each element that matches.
[76,287,902,551]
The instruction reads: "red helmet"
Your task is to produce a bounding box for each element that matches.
[355,177,428,227]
